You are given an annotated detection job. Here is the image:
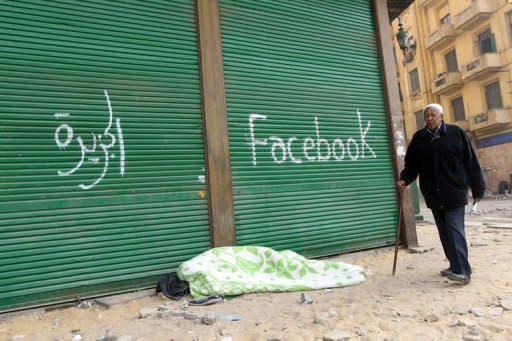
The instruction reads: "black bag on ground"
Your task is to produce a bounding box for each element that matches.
[156,273,190,300]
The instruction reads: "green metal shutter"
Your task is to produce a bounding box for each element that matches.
[219,0,398,257]
[0,0,209,311]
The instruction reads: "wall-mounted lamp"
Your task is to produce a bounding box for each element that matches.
[395,16,409,54]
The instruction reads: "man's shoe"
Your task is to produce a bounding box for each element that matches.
[447,272,470,285]
[440,268,452,277]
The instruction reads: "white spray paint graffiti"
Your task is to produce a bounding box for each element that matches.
[54,90,125,189]
[248,110,376,166]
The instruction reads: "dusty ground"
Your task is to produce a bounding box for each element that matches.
[1,198,511,341]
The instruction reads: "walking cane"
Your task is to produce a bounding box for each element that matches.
[392,188,404,276]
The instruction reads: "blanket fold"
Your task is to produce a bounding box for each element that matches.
[177,246,365,298]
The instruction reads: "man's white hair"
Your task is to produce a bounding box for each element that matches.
[423,103,444,114]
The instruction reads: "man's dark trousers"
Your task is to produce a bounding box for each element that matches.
[431,206,471,275]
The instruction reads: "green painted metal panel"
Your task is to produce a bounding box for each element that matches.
[219,0,398,257]
[0,0,210,311]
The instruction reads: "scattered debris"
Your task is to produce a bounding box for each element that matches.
[408,246,434,253]
[424,313,439,322]
[470,307,503,317]
[300,292,313,305]
[138,308,156,319]
[323,329,352,341]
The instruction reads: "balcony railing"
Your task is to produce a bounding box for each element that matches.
[425,24,456,50]
[461,53,503,80]
[454,0,494,32]
[432,72,463,95]
[469,108,511,133]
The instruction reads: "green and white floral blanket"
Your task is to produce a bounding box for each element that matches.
[177,246,365,298]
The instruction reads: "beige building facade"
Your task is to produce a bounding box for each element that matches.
[393,0,512,194]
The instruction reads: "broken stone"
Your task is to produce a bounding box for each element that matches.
[76,301,93,309]
[200,314,216,325]
[354,327,367,336]
[396,311,417,318]
[470,307,503,317]
[323,329,352,341]
[499,298,512,310]
[218,314,242,321]
[451,305,469,315]
[462,333,481,341]
[300,292,313,305]
[469,241,487,247]
[314,312,330,325]
[8,336,26,341]
[71,335,82,341]
[97,329,117,341]
[183,312,201,321]
[408,246,433,253]
[157,304,171,311]
[424,313,439,322]
[327,308,338,317]
[449,318,476,327]
[138,308,156,319]
[157,310,186,319]
[117,336,133,341]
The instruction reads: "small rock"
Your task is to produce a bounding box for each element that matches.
[157,310,186,318]
[314,312,330,325]
[451,305,469,315]
[267,338,282,341]
[138,308,156,319]
[117,336,133,341]
[157,304,171,311]
[53,317,65,326]
[408,246,433,253]
[396,311,417,318]
[218,314,242,321]
[470,307,503,317]
[201,314,216,325]
[76,301,93,309]
[97,329,117,341]
[220,337,233,341]
[8,336,25,341]
[469,241,487,247]
[300,292,313,305]
[328,308,338,317]
[449,318,476,327]
[467,325,480,336]
[183,312,201,321]
[71,336,83,341]
[424,313,439,322]
[406,265,414,270]
[354,327,367,336]
[499,298,512,310]
[462,334,481,341]
[323,329,352,341]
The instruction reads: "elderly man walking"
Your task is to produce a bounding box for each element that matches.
[397,103,485,284]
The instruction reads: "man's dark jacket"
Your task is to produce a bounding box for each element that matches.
[400,122,485,209]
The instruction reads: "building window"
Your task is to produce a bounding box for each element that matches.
[451,96,465,121]
[485,81,503,110]
[409,68,420,94]
[415,110,424,131]
[440,14,452,25]
[478,29,496,54]
[444,49,458,72]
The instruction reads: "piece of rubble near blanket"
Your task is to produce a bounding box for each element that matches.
[177,246,365,298]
